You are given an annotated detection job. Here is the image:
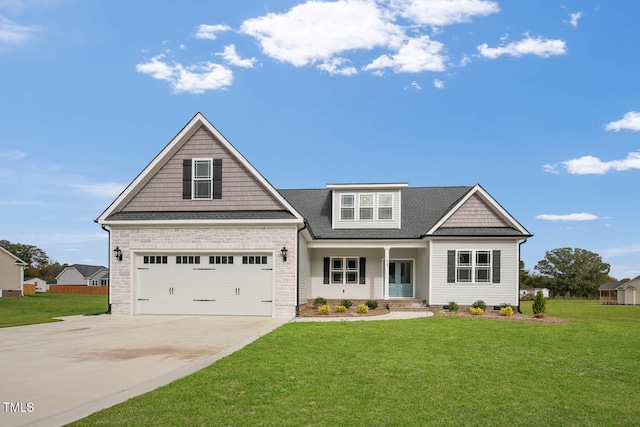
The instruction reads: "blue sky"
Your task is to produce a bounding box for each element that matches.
[1,0,638,280]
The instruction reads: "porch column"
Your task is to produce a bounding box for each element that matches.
[384,246,390,300]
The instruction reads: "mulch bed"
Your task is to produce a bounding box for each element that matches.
[298,305,391,318]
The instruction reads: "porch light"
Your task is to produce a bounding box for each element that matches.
[113,246,123,262]
[281,246,288,262]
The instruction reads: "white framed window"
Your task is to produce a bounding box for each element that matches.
[455,250,491,283]
[193,159,212,199]
[341,194,355,220]
[330,257,359,284]
[359,194,374,220]
[378,193,393,220]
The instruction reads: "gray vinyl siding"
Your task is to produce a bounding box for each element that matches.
[415,246,429,301]
[123,126,284,212]
[0,251,22,292]
[57,268,87,285]
[298,237,311,305]
[430,240,519,306]
[442,194,509,227]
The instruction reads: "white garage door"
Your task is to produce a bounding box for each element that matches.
[135,253,273,316]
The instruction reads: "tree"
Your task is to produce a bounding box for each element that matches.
[534,247,610,298]
[532,290,546,316]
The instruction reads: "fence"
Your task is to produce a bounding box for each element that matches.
[23,284,36,295]
[48,285,109,295]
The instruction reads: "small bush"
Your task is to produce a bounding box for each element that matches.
[534,312,546,318]
[471,300,486,311]
[357,304,369,314]
[469,307,484,315]
[317,305,331,315]
[335,305,347,313]
[446,301,459,312]
[365,300,378,310]
[500,306,514,316]
[313,297,327,307]
[532,291,546,315]
[340,300,353,309]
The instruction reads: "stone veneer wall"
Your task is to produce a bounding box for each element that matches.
[109,225,298,318]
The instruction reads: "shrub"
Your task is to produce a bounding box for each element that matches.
[500,306,514,316]
[471,300,486,311]
[532,290,546,316]
[317,305,331,315]
[313,297,327,307]
[357,304,369,314]
[446,301,459,312]
[340,299,353,309]
[469,307,484,315]
[335,305,347,313]
[365,300,378,310]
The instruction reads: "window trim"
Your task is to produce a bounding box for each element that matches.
[454,250,492,284]
[192,158,213,200]
[338,192,394,222]
[330,256,360,285]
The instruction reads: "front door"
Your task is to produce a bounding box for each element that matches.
[389,260,413,298]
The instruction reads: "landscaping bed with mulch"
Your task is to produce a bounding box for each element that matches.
[430,307,567,324]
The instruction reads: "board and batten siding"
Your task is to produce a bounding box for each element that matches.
[429,240,519,306]
[298,236,311,305]
[123,126,284,212]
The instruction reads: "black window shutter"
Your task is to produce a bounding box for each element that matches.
[182,159,192,199]
[492,250,501,283]
[213,159,222,199]
[447,250,455,283]
[323,258,330,284]
[359,258,366,284]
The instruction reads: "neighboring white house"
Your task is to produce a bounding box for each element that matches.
[24,277,48,293]
[97,113,532,317]
[56,264,109,286]
[520,288,550,298]
[0,246,27,298]
[598,277,640,305]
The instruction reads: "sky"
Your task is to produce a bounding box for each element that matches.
[1,0,639,280]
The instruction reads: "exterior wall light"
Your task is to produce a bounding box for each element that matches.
[113,246,123,262]
[281,246,288,262]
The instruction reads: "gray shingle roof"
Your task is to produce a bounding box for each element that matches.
[71,264,107,278]
[279,186,528,239]
[598,280,628,291]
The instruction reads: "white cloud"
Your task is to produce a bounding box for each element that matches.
[136,54,233,93]
[240,0,404,67]
[70,182,126,198]
[459,53,471,67]
[569,11,583,28]
[0,150,27,160]
[389,0,499,26]
[317,57,358,76]
[477,35,566,59]
[364,35,446,73]
[403,80,422,90]
[195,24,231,40]
[602,245,640,257]
[216,44,256,68]
[19,232,108,245]
[433,78,445,89]
[604,111,640,132]
[545,151,640,175]
[535,213,599,221]
[0,16,40,46]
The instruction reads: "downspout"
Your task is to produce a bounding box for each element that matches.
[295,220,308,317]
[517,238,528,314]
[100,224,112,314]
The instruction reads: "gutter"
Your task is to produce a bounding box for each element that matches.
[517,238,528,314]
[99,223,112,314]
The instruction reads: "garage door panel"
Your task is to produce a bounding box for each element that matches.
[136,253,273,316]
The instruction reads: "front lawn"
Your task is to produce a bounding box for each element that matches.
[72,300,640,426]
[0,294,108,328]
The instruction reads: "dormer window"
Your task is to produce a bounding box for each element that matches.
[359,194,373,220]
[378,194,393,220]
[340,195,354,220]
[329,183,405,230]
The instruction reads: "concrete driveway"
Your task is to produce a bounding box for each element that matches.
[0,314,290,427]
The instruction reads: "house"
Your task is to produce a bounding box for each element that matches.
[599,277,640,305]
[97,113,532,317]
[56,264,109,287]
[24,277,48,293]
[0,246,27,298]
[520,287,549,299]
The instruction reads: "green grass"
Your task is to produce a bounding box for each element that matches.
[0,294,108,328]
[72,300,640,426]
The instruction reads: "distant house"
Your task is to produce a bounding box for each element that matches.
[0,246,27,298]
[520,288,549,298]
[599,277,640,305]
[24,277,48,293]
[56,264,109,287]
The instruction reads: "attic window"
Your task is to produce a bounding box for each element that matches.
[193,159,212,199]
